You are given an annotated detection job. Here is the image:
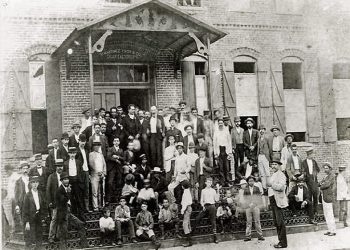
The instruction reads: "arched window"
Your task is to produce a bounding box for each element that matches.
[282,56,303,89]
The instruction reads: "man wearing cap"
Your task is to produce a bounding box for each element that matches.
[286,144,304,191]
[76,134,91,211]
[190,107,205,136]
[288,179,316,224]
[106,106,124,147]
[319,162,336,236]
[64,147,85,219]
[149,106,165,169]
[46,159,64,243]
[165,116,183,147]
[135,154,152,189]
[336,165,349,227]
[231,116,245,168]
[243,117,259,161]
[267,160,288,248]
[69,122,81,148]
[23,176,46,249]
[56,173,90,248]
[168,142,191,196]
[301,148,320,217]
[183,124,198,154]
[257,124,271,190]
[29,153,49,196]
[268,125,285,162]
[80,107,91,134]
[57,132,70,161]
[15,161,30,218]
[106,137,124,203]
[214,119,233,186]
[88,123,109,157]
[89,141,107,211]
[281,134,294,169]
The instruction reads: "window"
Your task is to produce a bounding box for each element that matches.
[177,0,201,7]
[93,63,149,83]
[105,0,131,3]
[286,132,306,142]
[282,62,302,89]
[234,62,255,73]
[336,118,350,140]
[29,61,46,109]
[333,63,350,79]
[195,62,205,75]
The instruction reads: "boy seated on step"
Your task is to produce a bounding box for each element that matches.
[114,198,137,247]
[137,179,157,214]
[158,196,181,240]
[123,141,137,176]
[216,199,232,233]
[99,207,116,247]
[121,174,138,207]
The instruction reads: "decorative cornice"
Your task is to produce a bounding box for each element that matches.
[25,44,58,60]
[214,23,306,31]
[230,47,262,60]
[279,48,306,61]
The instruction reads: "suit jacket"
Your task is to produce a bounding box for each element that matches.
[267,135,285,158]
[191,117,205,135]
[194,157,212,183]
[271,170,288,208]
[183,135,198,154]
[286,155,304,181]
[243,129,259,158]
[22,190,46,224]
[68,134,79,148]
[123,150,136,165]
[135,164,151,180]
[28,166,49,194]
[57,145,69,162]
[106,146,124,172]
[122,115,141,138]
[165,127,183,146]
[46,172,60,207]
[45,151,55,175]
[15,177,28,210]
[231,126,244,149]
[76,146,90,171]
[82,125,93,142]
[196,142,209,158]
[106,119,124,147]
[147,115,165,140]
[288,185,310,204]
[257,134,271,161]
[150,175,168,194]
[56,185,70,223]
[63,159,84,188]
[243,186,263,208]
[236,162,258,180]
[320,173,335,203]
[301,159,320,189]
[88,133,108,157]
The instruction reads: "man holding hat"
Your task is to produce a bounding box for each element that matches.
[243,117,259,160]
[231,116,245,168]
[29,153,49,196]
[183,124,198,154]
[319,162,336,236]
[15,161,30,218]
[57,132,70,161]
[46,159,64,243]
[165,116,183,147]
[69,122,81,148]
[286,144,304,190]
[56,172,90,248]
[80,107,91,134]
[23,176,46,249]
[268,125,285,162]
[257,124,271,190]
[301,147,320,218]
[267,160,288,248]
[336,165,349,227]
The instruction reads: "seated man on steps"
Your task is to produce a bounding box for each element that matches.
[158,196,181,240]
[114,198,137,247]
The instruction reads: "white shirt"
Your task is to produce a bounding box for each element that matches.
[248,129,253,143]
[22,176,29,193]
[80,117,92,133]
[272,137,280,151]
[187,152,198,167]
[292,155,300,170]
[249,186,254,195]
[200,188,218,206]
[54,148,58,160]
[80,148,89,171]
[181,189,192,214]
[306,159,313,174]
[174,153,191,182]
[37,167,43,176]
[74,134,79,143]
[192,117,198,134]
[150,117,157,133]
[129,114,135,120]
[99,217,115,230]
[31,190,40,210]
[186,135,194,152]
[245,163,253,179]
[213,128,232,155]
[164,145,177,172]
[337,173,349,200]
[6,172,20,200]
[199,157,205,175]
[296,186,303,202]
[68,159,77,176]
[56,173,61,188]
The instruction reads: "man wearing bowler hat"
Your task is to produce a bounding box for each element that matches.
[29,153,49,196]
[243,117,259,161]
[165,116,183,147]
[268,125,285,162]
[57,132,70,162]
[69,122,81,148]
[231,116,245,168]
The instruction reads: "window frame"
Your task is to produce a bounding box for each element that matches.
[29,61,46,110]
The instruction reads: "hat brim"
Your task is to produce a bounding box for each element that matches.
[270,127,280,132]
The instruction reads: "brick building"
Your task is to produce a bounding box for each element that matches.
[1,0,350,184]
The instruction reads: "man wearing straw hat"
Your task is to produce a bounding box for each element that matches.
[243,117,259,161]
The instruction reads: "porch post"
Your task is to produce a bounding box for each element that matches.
[88,32,94,113]
[206,35,212,112]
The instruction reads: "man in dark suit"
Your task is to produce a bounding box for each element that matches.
[236,157,259,181]
[285,144,304,190]
[165,116,183,147]
[149,106,165,168]
[301,148,320,217]
[75,134,90,212]
[196,133,209,157]
[68,122,81,148]
[23,176,46,249]
[88,123,109,157]
[15,161,30,220]
[190,107,205,136]
[29,154,49,197]
[194,146,213,200]
[63,147,85,220]
[57,132,70,162]
[106,106,124,147]
[135,154,152,189]
[106,137,124,203]
[139,110,151,158]
[56,173,90,249]
[121,104,141,143]
[243,118,259,160]
[82,115,99,142]
[183,125,198,154]
[46,159,64,244]
[288,180,316,224]
[231,116,245,168]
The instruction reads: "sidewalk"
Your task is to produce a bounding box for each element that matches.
[165,227,350,250]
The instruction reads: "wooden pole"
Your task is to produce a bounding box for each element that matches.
[206,35,213,115]
[88,32,94,114]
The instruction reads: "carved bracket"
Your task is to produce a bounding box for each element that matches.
[92,30,113,53]
[188,32,208,56]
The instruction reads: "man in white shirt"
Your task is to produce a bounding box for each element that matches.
[268,125,285,162]
[80,107,92,134]
[337,166,349,227]
[164,135,178,184]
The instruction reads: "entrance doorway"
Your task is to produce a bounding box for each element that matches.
[120,89,149,112]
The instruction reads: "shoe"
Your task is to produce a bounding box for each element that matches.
[160,235,165,240]
[244,237,251,241]
[214,235,219,244]
[131,238,138,243]
[258,236,265,241]
[344,222,348,227]
[93,208,99,212]
[117,240,123,247]
[112,242,116,246]
[328,233,336,236]
[274,243,287,248]
[324,232,331,235]
[48,239,55,244]
[175,233,182,239]
[155,242,161,250]
[98,244,103,247]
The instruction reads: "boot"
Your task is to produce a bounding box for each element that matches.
[344,213,348,227]
[175,224,182,239]
[213,234,219,244]
[182,234,192,247]
[159,225,165,240]
[151,236,161,250]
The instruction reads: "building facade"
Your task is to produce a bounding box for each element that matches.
[1,0,350,185]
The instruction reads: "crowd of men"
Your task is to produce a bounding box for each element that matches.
[2,100,349,249]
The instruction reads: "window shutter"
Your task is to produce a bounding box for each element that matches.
[181,61,196,108]
[257,60,273,129]
[210,60,223,109]
[223,60,236,120]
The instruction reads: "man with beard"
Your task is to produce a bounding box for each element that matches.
[243,118,259,161]
[106,106,124,147]
[139,110,151,158]
[231,116,245,168]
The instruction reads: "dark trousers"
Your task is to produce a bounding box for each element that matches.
[69,178,85,221]
[150,134,162,168]
[57,212,88,249]
[100,229,115,244]
[106,166,123,202]
[307,182,319,215]
[24,213,42,248]
[288,198,314,220]
[218,146,230,185]
[141,135,150,160]
[197,175,206,201]
[116,220,135,240]
[270,196,287,247]
[234,144,245,167]
[194,204,217,234]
